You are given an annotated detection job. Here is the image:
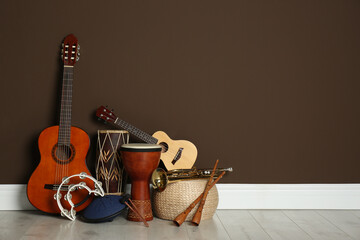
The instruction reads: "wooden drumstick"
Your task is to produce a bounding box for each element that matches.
[125,199,149,227]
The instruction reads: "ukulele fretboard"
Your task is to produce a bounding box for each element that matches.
[114,118,158,144]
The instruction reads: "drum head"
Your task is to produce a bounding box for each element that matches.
[120,143,162,152]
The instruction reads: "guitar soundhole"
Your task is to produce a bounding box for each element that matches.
[158,142,168,153]
[52,143,75,164]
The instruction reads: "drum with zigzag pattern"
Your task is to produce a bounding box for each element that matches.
[96,130,129,195]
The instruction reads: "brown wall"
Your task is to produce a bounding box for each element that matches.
[1,0,360,184]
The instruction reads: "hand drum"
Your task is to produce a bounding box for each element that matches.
[120,143,161,221]
[96,130,129,195]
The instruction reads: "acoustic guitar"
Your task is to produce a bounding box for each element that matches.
[27,34,93,214]
[96,106,198,170]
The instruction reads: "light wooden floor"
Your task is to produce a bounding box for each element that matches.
[1,210,360,240]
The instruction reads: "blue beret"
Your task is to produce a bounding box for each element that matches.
[80,195,127,223]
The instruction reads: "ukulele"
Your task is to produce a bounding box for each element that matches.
[96,106,198,170]
[27,34,93,214]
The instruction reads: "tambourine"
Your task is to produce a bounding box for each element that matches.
[55,172,105,221]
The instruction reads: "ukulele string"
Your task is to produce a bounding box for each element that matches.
[115,120,185,158]
[105,111,195,171]
[116,119,191,164]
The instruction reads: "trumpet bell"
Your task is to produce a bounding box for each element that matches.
[151,168,168,192]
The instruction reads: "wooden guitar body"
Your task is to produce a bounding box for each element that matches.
[27,126,93,214]
[152,131,198,170]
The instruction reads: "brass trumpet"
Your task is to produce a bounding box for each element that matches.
[151,167,233,192]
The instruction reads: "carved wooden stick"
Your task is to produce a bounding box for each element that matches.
[191,159,219,225]
[173,160,225,226]
[173,171,225,226]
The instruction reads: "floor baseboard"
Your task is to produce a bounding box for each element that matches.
[1,184,360,210]
[216,184,360,209]
[0,185,33,210]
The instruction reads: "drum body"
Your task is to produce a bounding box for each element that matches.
[96,130,129,195]
[120,143,161,221]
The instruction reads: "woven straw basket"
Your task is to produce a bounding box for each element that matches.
[152,179,218,221]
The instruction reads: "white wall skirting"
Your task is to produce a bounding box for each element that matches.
[0,185,33,210]
[216,184,360,209]
[1,184,360,210]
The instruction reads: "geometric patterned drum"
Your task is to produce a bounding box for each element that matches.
[96,130,129,195]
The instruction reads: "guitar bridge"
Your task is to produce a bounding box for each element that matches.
[44,184,71,191]
[171,148,184,165]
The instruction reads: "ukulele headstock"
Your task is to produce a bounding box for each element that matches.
[61,34,80,66]
[96,106,117,123]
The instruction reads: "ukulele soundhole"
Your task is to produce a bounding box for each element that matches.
[52,143,75,164]
[158,142,169,153]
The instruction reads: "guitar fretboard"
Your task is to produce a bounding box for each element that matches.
[58,66,73,146]
[114,118,158,144]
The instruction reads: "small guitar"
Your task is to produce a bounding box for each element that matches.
[27,34,93,214]
[96,106,198,170]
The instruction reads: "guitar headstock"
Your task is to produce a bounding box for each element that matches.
[96,106,117,123]
[61,34,80,66]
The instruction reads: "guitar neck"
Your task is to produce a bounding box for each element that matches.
[58,66,73,145]
[114,118,158,144]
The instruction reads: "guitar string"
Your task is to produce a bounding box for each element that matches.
[59,66,66,186]
[65,66,70,186]
[67,67,70,184]
[57,65,72,187]
[65,67,69,186]
[61,68,66,186]
[65,66,72,185]
[61,65,68,185]
[56,65,65,186]
[54,45,75,191]
[58,66,66,186]
[68,67,73,182]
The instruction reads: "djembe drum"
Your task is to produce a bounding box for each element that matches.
[120,143,162,221]
[96,130,129,195]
